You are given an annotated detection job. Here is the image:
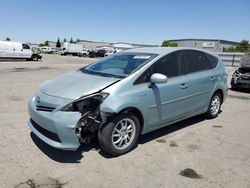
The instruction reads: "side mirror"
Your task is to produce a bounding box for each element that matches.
[150,73,168,84]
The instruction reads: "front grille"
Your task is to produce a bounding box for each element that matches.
[36,105,55,112]
[241,76,250,80]
[237,82,250,88]
[30,119,61,143]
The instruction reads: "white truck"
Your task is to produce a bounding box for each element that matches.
[61,42,83,56]
[0,41,42,61]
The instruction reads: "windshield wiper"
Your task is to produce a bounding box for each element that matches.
[80,68,125,78]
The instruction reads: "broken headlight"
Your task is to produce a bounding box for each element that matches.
[60,92,109,112]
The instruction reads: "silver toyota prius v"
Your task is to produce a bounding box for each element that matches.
[28,47,228,156]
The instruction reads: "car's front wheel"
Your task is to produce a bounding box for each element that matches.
[98,112,140,156]
[31,54,39,61]
[205,92,222,119]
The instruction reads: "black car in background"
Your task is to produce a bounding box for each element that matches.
[88,49,107,58]
[231,54,250,90]
[96,49,107,57]
[88,50,97,58]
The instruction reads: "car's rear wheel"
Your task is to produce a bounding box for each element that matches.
[98,112,140,156]
[205,92,222,119]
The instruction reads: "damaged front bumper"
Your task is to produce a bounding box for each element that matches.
[232,74,250,89]
[28,97,81,150]
[234,79,250,89]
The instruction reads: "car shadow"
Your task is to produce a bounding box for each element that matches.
[138,114,206,145]
[30,114,207,162]
[0,58,24,62]
[30,132,101,163]
[229,87,250,94]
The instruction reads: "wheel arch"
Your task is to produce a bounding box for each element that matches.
[213,89,224,103]
[118,107,144,134]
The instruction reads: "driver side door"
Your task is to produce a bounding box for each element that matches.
[143,52,189,130]
[22,43,32,58]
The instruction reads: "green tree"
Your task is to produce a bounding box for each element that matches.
[6,37,11,41]
[63,38,67,42]
[161,40,178,47]
[225,39,250,52]
[39,41,49,47]
[44,40,49,47]
[77,38,80,42]
[70,37,73,43]
[56,38,61,48]
[236,39,250,52]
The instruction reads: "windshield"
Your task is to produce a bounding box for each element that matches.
[80,52,157,78]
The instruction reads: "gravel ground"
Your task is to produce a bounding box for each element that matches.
[0,54,250,188]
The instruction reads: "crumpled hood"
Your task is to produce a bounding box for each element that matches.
[40,70,119,99]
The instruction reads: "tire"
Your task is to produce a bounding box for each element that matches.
[31,54,39,61]
[205,92,222,119]
[230,78,238,90]
[98,112,140,156]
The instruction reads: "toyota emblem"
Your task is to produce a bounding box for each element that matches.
[36,96,40,103]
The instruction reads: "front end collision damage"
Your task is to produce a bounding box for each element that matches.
[231,67,250,89]
[61,92,115,144]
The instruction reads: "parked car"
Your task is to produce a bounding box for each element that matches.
[78,49,90,57]
[88,50,97,58]
[0,41,42,61]
[104,49,122,56]
[231,53,250,90]
[28,47,228,156]
[40,47,54,54]
[96,49,107,57]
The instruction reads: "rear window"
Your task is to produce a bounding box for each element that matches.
[205,53,218,69]
[183,50,210,73]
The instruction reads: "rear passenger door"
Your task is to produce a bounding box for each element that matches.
[182,50,216,114]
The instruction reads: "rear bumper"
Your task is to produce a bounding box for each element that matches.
[28,97,81,150]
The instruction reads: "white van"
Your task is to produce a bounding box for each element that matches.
[0,41,42,61]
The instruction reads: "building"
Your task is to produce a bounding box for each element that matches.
[97,42,158,51]
[77,39,110,49]
[47,39,158,50]
[47,41,64,48]
[168,39,239,52]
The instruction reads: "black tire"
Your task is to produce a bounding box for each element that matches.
[31,54,39,61]
[205,92,222,119]
[230,78,238,90]
[98,112,140,156]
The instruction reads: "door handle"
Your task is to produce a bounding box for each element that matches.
[139,93,146,97]
[210,76,216,81]
[180,83,188,89]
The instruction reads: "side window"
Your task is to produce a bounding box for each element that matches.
[22,44,30,49]
[183,50,210,73]
[152,52,182,78]
[134,52,182,84]
[205,53,218,69]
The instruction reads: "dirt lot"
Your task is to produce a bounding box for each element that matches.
[0,54,250,188]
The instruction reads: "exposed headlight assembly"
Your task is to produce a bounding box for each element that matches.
[60,92,109,113]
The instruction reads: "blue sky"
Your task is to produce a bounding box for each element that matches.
[0,0,249,44]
